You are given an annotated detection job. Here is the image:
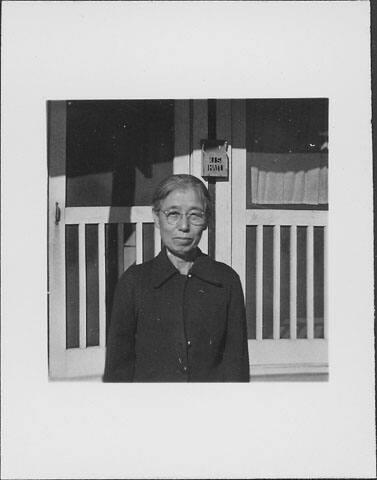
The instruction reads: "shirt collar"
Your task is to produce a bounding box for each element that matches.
[152,248,223,288]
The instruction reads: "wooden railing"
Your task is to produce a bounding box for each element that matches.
[64,206,160,350]
[246,209,327,342]
[245,209,328,375]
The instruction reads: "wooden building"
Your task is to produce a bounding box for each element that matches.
[48,98,328,380]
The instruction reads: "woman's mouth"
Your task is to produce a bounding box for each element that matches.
[174,237,192,244]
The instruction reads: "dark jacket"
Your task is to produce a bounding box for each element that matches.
[103,248,250,382]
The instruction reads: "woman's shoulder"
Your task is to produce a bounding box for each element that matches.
[208,257,240,280]
[117,256,159,284]
[193,252,241,286]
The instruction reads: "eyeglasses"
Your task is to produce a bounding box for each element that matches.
[159,209,206,226]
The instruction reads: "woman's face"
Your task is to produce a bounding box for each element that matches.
[153,187,207,258]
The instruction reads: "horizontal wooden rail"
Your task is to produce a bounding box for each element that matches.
[246,209,327,226]
[65,206,154,224]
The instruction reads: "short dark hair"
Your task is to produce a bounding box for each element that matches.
[152,174,211,217]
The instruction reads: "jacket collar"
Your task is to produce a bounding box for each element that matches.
[152,248,223,288]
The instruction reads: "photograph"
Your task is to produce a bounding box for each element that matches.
[2,2,375,478]
[48,98,328,382]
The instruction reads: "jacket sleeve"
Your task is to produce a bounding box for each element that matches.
[221,273,250,382]
[103,267,137,382]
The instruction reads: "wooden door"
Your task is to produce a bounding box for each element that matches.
[219,99,329,376]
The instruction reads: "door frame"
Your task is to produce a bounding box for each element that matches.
[48,100,208,379]
[215,99,328,376]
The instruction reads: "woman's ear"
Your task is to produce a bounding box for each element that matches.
[203,212,209,231]
[152,209,160,229]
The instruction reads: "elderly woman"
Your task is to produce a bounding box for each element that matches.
[103,174,249,382]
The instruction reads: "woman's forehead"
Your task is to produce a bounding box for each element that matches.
[161,187,204,208]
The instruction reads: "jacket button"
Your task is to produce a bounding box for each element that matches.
[183,366,188,372]
[187,340,191,347]
[187,274,192,278]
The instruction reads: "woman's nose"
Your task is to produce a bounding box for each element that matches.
[177,214,190,231]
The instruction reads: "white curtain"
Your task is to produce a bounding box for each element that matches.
[249,152,328,205]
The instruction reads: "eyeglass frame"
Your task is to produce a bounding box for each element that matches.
[156,209,207,226]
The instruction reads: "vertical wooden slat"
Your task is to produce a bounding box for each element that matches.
[136,222,143,264]
[231,100,247,294]
[78,223,87,349]
[192,100,208,254]
[273,225,281,340]
[290,225,297,340]
[215,99,232,264]
[48,101,67,377]
[154,225,161,257]
[117,223,124,277]
[256,225,263,340]
[306,225,314,339]
[323,225,328,339]
[98,223,106,347]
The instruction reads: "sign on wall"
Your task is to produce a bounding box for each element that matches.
[201,140,229,178]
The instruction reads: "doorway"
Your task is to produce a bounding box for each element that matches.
[216,99,328,376]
